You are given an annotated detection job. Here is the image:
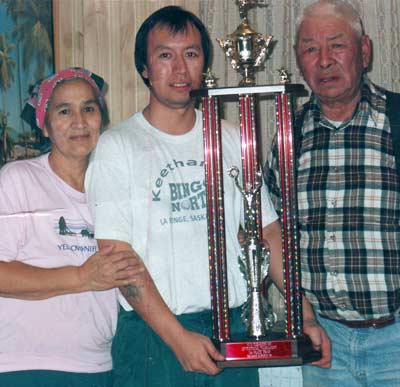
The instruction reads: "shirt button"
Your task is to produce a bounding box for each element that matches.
[331,271,338,276]
[330,234,336,242]
[328,199,337,208]
[339,303,347,310]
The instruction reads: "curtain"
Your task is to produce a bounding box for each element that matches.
[197,0,400,154]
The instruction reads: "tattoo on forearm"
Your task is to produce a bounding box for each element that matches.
[123,284,144,302]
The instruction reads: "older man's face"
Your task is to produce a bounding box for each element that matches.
[296,16,370,108]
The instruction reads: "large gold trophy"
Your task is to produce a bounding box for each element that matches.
[192,0,321,367]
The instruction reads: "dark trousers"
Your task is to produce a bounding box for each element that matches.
[112,307,260,387]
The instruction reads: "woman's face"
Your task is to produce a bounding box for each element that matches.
[43,79,102,162]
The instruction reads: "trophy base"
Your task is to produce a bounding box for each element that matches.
[215,333,321,368]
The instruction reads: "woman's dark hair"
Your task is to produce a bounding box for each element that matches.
[134,6,212,87]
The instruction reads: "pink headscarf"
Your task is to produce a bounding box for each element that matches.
[21,67,106,131]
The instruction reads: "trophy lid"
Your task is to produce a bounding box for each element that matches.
[231,20,258,39]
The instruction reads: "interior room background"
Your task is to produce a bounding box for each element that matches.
[1,0,399,165]
[54,0,400,159]
[1,1,399,385]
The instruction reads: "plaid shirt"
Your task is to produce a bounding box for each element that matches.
[265,77,400,320]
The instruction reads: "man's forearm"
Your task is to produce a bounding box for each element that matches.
[262,220,284,291]
[98,239,185,346]
[119,275,187,349]
[121,283,144,303]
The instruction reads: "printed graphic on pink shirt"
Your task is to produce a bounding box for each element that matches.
[54,216,97,254]
[56,216,95,239]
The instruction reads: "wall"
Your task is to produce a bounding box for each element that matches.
[53,0,199,125]
[53,0,400,138]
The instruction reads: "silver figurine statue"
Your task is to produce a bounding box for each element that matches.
[228,166,276,337]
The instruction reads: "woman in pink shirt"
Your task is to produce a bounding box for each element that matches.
[0,68,142,387]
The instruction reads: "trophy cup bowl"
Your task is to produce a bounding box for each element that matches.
[217,0,273,86]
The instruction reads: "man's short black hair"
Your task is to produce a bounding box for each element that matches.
[134,6,212,87]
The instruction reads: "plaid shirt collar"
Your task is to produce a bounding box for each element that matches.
[302,76,386,133]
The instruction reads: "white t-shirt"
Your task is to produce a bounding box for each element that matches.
[0,154,118,373]
[86,110,278,315]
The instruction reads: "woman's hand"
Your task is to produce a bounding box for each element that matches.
[78,245,144,291]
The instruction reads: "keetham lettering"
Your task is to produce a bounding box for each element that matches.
[152,159,204,202]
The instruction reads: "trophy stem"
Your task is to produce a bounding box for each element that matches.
[240,67,256,87]
[248,290,266,338]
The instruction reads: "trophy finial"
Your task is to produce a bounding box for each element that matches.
[203,68,218,89]
[238,0,251,20]
[218,0,273,86]
[238,0,268,20]
[277,67,291,84]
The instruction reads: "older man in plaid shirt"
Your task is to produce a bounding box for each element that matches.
[265,1,400,386]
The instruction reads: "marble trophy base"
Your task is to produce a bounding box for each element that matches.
[215,333,322,368]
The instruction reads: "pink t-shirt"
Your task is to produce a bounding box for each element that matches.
[0,154,118,373]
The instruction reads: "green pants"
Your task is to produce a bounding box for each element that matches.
[0,370,113,387]
[112,307,259,387]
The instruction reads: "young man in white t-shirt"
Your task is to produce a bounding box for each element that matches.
[86,6,285,387]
